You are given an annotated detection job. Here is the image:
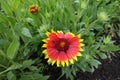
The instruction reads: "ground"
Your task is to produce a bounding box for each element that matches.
[46,51,120,80]
[76,52,120,80]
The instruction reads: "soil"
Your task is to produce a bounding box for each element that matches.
[44,51,120,80]
[75,52,120,80]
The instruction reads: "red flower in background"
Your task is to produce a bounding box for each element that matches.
[42,30,84,67]
[29,5,38,14]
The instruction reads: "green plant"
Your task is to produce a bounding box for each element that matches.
[0,0,120,80]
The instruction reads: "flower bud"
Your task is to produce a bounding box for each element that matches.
[29,5,38,14]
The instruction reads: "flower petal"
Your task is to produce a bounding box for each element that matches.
[61,61,65,67]
[47,48,59,60]
[46,32,50,36]
[58,51,68,61]
[69,37,79,46]
[73,56,78,61]
[47,40,55,48]
[49,33,59,41]
[57,60,60,67]
[77,52,82,56]
[69,59,74,64]
[57,32,64,38]
[65,33,73,39]
[42,39,48,42]
[80,48,84,51]
[80,43,85,46]
[79,39,84,42]
[45,54,49,59]
[42,50,47,53]
[65,60,69,66]
[42,44,47,47]
[52,60,56,66]
[47,58,51,63]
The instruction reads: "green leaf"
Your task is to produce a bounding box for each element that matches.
[101,45,120,51]
[0,12,8,22]
[103,36,111,44]
[21,28,32,38]
[20,73,49,80]
[0,0,12,16]
[22,60,34,68]
[76,61,94,72]
[28,66,38,71]
[69,73,74,80]
[7,37,20,59]
[0,39,7,46]
[7,17,16,27]
[7,71,16,80]
[0,63,22,75]
[89,59,101,68]
[84,16,89,27]
[98,53,107,59]
[32,73,49,80]
[20,75,30,80]
[26,17,34,24]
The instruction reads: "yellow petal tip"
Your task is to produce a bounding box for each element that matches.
[57,60,60,67]
[52,60,56,66]
[45,55,49,59]
[42,39,47,42]
[73,56,78,61]
[77,53,82,56]
[46,32,50,36]
[80,48,84,51]
[61,61,65,67]
[69,59,74,64]
[80,39,84,42]
[81,43,85,46]
[65,60,69,66]
[42,44,47,47]
[77,34,81,38]
[42,50,47,53]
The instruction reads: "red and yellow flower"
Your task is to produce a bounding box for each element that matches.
[29,5,38,14]
[42,30,84,67]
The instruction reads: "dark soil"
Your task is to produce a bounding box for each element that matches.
[45,51,120,80]
[75,52,120,80]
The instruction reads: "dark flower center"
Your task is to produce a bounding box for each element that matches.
[55,39,69,52]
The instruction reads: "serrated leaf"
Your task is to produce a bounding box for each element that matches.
[7,38,20,59]
[75,63,85,72]
[103,36,111,44]
[21,27,32,38]
[101,45,120,51]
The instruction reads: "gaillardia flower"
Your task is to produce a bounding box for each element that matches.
[42,30,84,67]
[29,5,38,14]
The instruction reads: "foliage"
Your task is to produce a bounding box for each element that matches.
[0,0,120,80]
